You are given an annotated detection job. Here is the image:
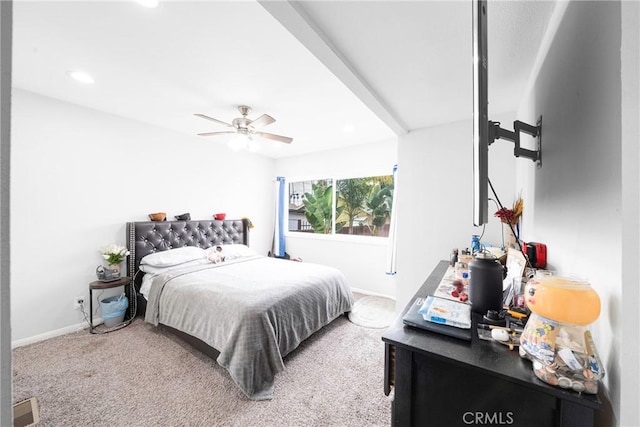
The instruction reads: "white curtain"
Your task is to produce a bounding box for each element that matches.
[271,176,286,257]
[386,164,398,275]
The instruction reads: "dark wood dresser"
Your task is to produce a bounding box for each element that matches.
[382,260,601,427]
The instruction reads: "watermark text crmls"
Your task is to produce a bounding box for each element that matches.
[462,412,514,425]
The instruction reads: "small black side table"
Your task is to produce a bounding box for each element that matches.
[89,276,133,334]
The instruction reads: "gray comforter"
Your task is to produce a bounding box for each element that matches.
[145,255,354,400]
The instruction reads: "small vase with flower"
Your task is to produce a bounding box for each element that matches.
[494,197,523,249]
[100,244,130,278]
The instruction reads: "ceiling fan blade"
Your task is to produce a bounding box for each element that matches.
[194,113,234,128]
[197,131,237,137]
[250,114,275,129]
[256,131,293,144]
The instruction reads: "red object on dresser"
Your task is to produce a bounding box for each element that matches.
[522,241,547,269]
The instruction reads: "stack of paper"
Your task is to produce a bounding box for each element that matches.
[432,266,470,304]
[418,295,472,329]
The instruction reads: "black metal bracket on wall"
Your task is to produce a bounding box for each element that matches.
[489,116,542,169]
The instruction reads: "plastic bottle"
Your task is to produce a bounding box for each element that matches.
[471,235,481,254]
[450,249,459,267]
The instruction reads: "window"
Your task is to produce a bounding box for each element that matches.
[289,179,334,234]
[288,175,393,237]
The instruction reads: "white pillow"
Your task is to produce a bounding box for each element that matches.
[222,244,258,260]
[140,246,206,267]
[139,258,207,273]
[205,244,257,260]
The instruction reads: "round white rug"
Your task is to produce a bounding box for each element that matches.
[348,295,397,329]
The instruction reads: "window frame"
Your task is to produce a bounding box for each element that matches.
[285,173,393,242]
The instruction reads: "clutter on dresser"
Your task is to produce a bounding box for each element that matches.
[429,243,549,344]
[502,247,528,306]
[519,273,604,394]
[417,295,472,329]
[402,296,472,341]
[476,323,521,350]
[521,241,547,268]
[433,263,469,303]
[440,245,536,349]
[385,261,602,427]
[449,248,458,266]
[434,240,603,396]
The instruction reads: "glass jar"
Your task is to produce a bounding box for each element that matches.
[519,275,604,394]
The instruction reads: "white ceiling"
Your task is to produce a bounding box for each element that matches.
[12,0,557,159]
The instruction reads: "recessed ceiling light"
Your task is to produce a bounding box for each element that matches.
[67,70,95,84]
[343,124,355,133]
[135,0,159,8]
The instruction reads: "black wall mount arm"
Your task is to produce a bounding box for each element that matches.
[489,116,542,168]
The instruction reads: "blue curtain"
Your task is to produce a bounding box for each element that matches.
[272,176,286,257]
[386,164,398,275]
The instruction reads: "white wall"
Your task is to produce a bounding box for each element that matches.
[10,90,275,343]
[275,139,397,297]
[514,1,637,425]
[620,1,639,425]
[395,114,516,312]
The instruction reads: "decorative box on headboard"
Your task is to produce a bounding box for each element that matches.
[125,219,250,316]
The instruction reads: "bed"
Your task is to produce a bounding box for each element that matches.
[126,219,354,400]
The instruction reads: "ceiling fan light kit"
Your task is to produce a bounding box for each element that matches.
[228,133,260,152]
[195,105,293,151]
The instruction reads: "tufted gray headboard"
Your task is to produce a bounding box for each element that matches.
[125,218,250,317]
[126,219,250,282]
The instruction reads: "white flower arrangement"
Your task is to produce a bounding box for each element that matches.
[100,244,130,265]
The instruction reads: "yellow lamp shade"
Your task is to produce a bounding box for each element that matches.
[524,276,600,325]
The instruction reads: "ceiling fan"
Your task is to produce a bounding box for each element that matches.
[194,105,293,145]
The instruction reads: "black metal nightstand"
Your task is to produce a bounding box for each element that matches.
[89,276,134,334]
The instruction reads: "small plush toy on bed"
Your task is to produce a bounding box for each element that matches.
[207,246,225,264]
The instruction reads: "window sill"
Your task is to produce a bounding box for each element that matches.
[286,232,389,246]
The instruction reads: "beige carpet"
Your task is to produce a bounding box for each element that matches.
[13,315,391,426]
[348,295,397,329]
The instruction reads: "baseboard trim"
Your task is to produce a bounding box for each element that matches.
[11,319,98,349]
